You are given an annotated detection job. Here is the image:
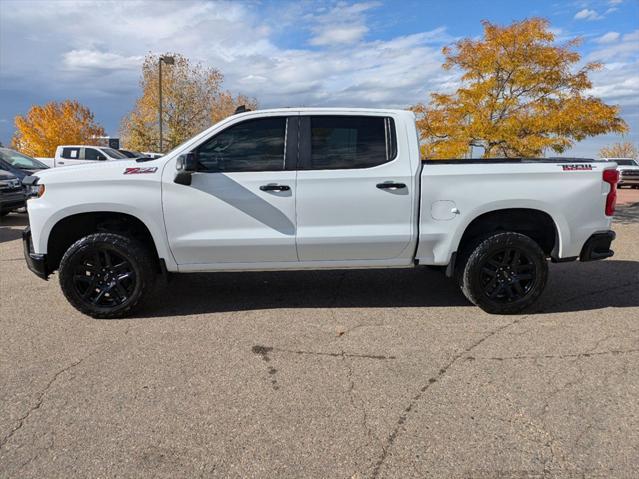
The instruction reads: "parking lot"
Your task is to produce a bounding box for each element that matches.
[1,195,638,478]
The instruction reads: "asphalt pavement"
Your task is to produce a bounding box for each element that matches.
[1,201,638,478]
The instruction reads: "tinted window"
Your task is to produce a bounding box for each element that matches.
[84,148,101,161]
[61,147,80,159]
[615,159,635,166]
[197,117,286,172]
[103,148,127,159]
[310,116,396,170]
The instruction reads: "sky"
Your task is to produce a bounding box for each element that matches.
[0,0,638,157]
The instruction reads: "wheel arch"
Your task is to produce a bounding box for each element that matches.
[456,208,560,259]
[46,211,163,272]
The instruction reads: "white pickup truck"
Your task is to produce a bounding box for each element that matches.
[37,145,128,168]
[22,108,619,318]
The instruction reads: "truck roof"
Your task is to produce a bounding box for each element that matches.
[232,107,414,116]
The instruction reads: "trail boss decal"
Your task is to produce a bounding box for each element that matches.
[562,164,593,171]
[123,167,158,175]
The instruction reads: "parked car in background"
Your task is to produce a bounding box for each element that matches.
[38,145,129,168]
[600,158,639,188]
[118,149,146,159]
[0,148,49,182]
[142,151,163,159]
[22,108,619,318]
[0,169,26,216]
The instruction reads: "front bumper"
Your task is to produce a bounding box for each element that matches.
[580,230,615,262]
[22,227,49,280]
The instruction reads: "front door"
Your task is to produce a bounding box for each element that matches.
[162,115,299,268]
[295,115,415,262]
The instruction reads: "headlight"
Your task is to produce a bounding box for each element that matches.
[27,183,45,198]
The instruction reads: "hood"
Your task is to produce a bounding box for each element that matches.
[34,158,165,184]
[0,169,19,180]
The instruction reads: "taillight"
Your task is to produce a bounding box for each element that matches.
[603,169,619,216]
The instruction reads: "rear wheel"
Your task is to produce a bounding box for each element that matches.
[458,232,548,314]
[59,233,156,318]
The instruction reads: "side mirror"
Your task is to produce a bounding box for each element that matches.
[174,152,197,185]
[96,155,107,161]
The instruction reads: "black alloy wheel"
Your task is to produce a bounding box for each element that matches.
[59,233,156,318]
[479,247,536,303]
[459,232,548,314]
[72,248,137,307]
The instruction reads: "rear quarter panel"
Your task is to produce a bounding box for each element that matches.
[416,162,614,264]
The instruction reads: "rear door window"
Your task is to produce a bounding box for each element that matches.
[307,116,396,170]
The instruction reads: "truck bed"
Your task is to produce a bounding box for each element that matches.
[416,158,614,265]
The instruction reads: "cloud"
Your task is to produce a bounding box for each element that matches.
[574,9,602,20]
[62,50,143,71]
[0,0,452,115]
[596,32,620,44]
[310,24,369,46]
[308,1,380,46]
[587,30,639,61]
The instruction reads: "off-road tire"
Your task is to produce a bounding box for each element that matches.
[59,233,156,318]
[458,232,548,314]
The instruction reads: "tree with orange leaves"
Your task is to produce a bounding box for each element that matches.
[11,100,105,158]
[412,18,628,159]
[121,53,257,153]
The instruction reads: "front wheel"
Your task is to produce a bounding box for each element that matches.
[59,233,156,318]
[459,232,548,314]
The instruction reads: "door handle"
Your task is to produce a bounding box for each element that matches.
[260,184,290,192]
[376,182,406,190]
[58,161,65,165]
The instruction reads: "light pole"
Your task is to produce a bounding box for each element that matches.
[158,55,174,152]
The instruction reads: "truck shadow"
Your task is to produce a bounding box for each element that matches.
[138,259,639,318]
[614,202,639,225]
[0,213,28,244]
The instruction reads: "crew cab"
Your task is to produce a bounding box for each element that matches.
[37,145,128,168]
[21,108,619,318]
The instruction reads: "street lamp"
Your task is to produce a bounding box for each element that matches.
[158,55,174,152]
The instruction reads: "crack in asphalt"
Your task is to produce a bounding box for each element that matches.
[480,348,639,361]
[274,347,395,360]
[341,351,378,462]
[369,276,639,478]
[370,316,523,478]
[0,350,97,450]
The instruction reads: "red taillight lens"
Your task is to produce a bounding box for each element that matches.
[603,169,619,216]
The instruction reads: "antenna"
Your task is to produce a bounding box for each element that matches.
[234,105,250,115]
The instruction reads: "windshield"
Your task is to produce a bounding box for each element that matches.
[102,148,128,159]
[0,148,49,169]
[615,159,637,166]
[119,150,142,158]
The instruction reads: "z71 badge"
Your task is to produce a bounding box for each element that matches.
[562,164,593,171]
[123,167,158,175]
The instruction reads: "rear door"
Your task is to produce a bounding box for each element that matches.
[295,114,415,262]
[56,147,82,167]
